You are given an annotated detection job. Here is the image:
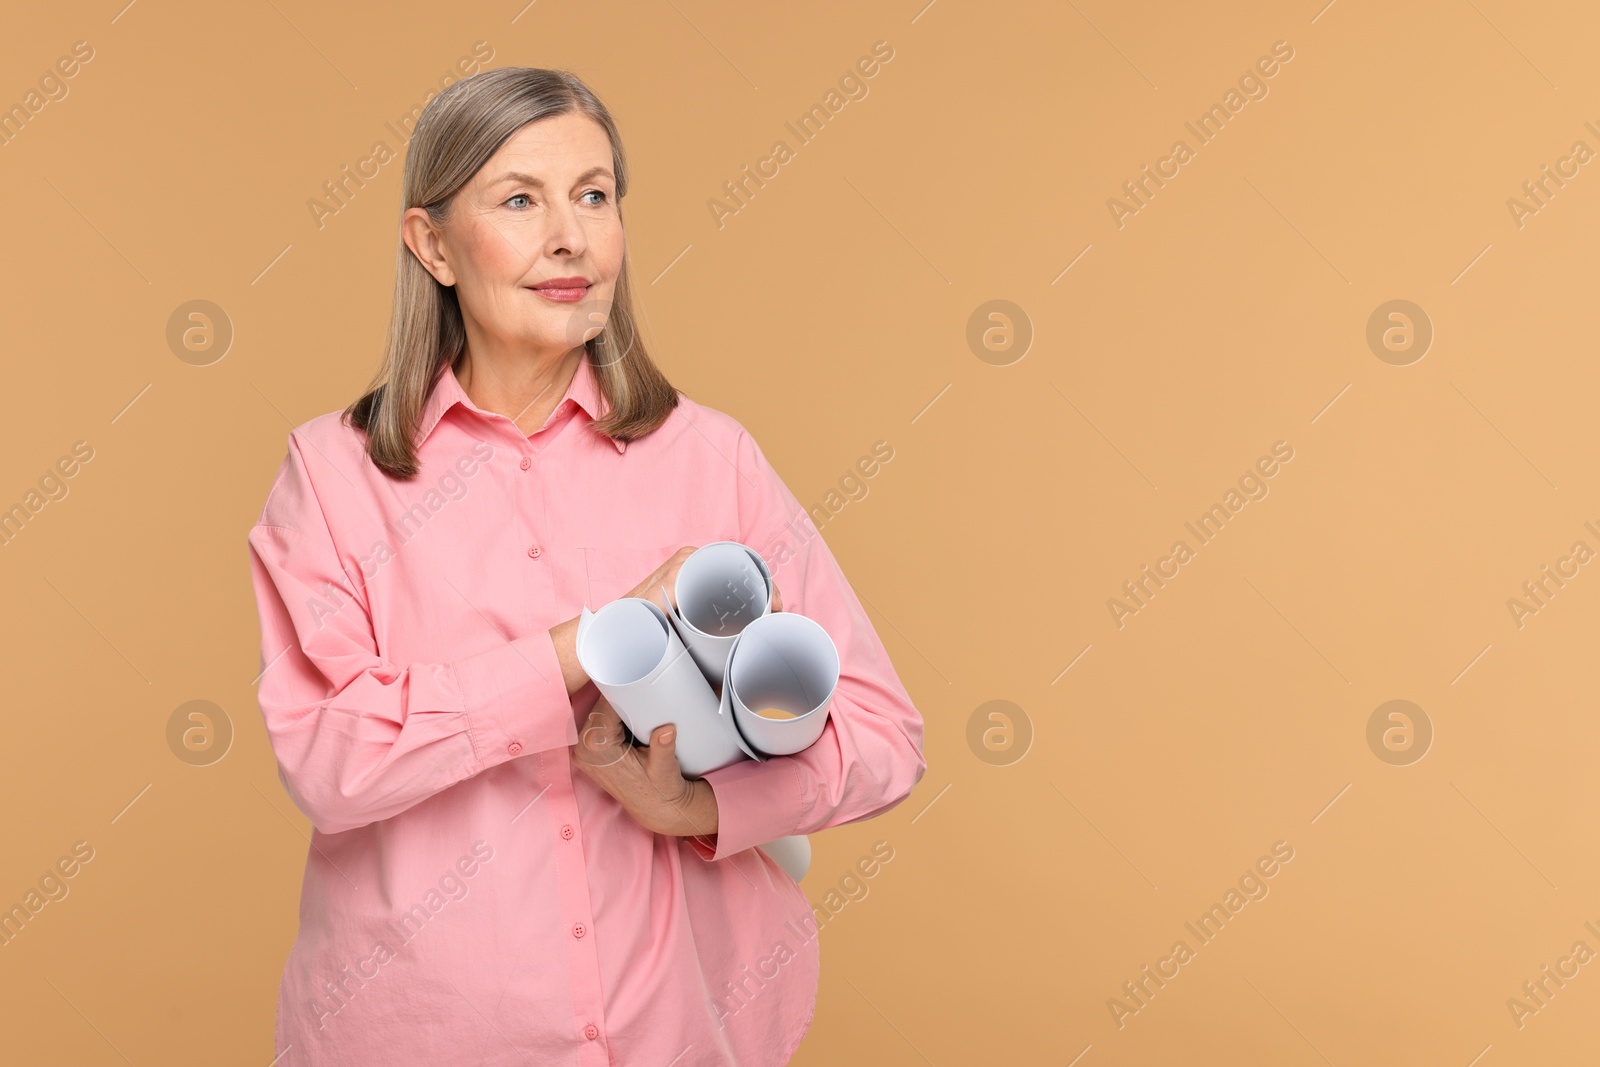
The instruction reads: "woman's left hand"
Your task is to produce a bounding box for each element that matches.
[571,695,720,839]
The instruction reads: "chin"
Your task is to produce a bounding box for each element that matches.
[520,326,593,352]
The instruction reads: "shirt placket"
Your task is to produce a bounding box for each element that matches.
[539,747,613,1063]
[520,414,612,1064]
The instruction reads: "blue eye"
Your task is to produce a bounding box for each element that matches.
[506,193,531,209]
[582,190,607,206]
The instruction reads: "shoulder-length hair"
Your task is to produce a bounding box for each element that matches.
[346,67,677,478]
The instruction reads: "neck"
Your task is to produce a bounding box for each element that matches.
[456,343,584,438]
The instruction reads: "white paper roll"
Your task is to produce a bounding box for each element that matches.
[723,610,839,757]
[665,540,773,686]
[578,542,833,870]
[576,597,750,778]
[757,834,812,882]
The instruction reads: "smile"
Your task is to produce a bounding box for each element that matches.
[529,278,592,303]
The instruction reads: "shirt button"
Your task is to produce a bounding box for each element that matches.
[507,741,522,755]
[560,824,574,840]
[527,545,542,559]
[583,1023,599,1040]
[573,922,586,939]
[519,456,531,470]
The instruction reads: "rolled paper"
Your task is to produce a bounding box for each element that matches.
[717,668,766,762]
[580,541,829,871]
[723,610,839,758]
[664,541,773,686]
[756,834,812,882]
[576,597,749,778]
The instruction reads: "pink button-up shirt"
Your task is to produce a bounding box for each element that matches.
[246,354,926,1066]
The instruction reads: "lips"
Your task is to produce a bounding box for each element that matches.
[528,277,592,303]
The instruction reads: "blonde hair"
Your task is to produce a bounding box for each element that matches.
[346,67,677,478]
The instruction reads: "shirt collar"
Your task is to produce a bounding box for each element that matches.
[416,354,626,453]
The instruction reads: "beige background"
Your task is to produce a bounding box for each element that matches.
[3,0,1598,1063]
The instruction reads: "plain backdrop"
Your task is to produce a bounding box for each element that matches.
[2,1,1599,1064]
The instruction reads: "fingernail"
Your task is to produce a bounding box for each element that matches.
[661,728,675,744]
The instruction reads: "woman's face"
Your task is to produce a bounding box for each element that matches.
[407,110,625,361]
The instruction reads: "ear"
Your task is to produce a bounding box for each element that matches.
[401,206,455,287]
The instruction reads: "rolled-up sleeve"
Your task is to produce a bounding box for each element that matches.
[693,428,927,861]
[247,433,578,836]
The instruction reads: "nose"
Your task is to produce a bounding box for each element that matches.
[542,197,588,259]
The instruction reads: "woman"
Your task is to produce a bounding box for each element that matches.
[246,66,926,1066]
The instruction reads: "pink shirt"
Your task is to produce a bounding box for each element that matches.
[246,355,926,1066]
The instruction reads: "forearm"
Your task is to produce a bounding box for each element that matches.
[694,689,925,861]
[683,777,719,838]
[549,615,592,695]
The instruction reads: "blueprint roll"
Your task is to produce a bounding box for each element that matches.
[723,610,839,758]
[664,541,773,687]
[576,597,749,778]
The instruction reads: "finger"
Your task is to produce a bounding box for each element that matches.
[583,708,616,743]
[582,727,613,754]
[578,710,625,759]
[591,742,631,770]
[588,698,629,741]
[645,724,680,781]
[770,586,784,613]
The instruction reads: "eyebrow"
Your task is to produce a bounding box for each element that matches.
[492,166,614,188]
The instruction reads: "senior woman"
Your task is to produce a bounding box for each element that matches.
[246,67,925,1067]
